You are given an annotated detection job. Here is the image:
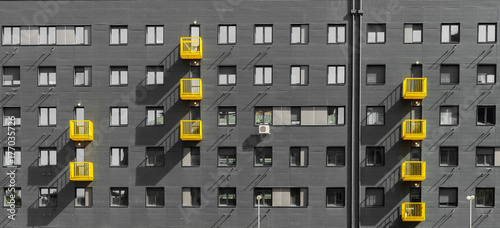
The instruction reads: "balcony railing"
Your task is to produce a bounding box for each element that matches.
[69,162,94,181]
[180,37,202,59]
[69,120,94,141]
[402,161,426,181]
[402,120,426,140]
[403,78,427,100]
[180,79,202,100]
[180,120,202,141]
[402,202,425,222]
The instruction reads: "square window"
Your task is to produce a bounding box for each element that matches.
[39,107,56,126]
[327,147,345,166]
[291,24,309,44]
[365,188,384,207]
[440,106,459,126]
[110,188,128,207]
[477,106,496,126]
[146,107,164,126]
[218,25,236,44]
[290,147,308,167]
[110,26,127,45]
[366,147,384,167]
[146,147,164,167]
[477,65,496,84]
[439,187,458,207]
[254,188,272,206]
[3,147,20,167]
[476,188,494,207]
[39,148,56,166]
[367,24,386,43]
[3,107,21,126]
[254,66,272,85]
[218,107,236,126]
[328,25,346,44]
[327,188,345,207]
[255,25,272,44]
[182,147,200,167]
[74,66,91,86]
[182,187,201,207]
[404,24,423,43]
[366,106,384,125]
[291,66,309,85]
[38,67,56,86]
[476,147,494,167]
[255,107,272,125]
[110,147,128,167]
[328,107,345,125]
[3,27,20,45]
[218,66,236,85]
[146,188,164,207]
[39,187,57,207]
[3,66,20,86]
[110,66,128,86]
[146,25,163,45]
[440,64,459,84]
[110,107,128,126]
[75,187,92,207]
[218,147,236,167]
[218,187,236,207]
[254,147,272,167]
[439,147,458,167]
[4,187,21,208]
[478,24,496,43]
[441,24,460,43]
[146,66,164,85]
[38,26,56,45]
[366,65,385,85]
[327,65,346,85]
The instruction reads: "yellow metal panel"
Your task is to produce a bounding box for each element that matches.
[402,161,426,181]
[180,37,203,59]
[69,162,94,181]
[403,78,427,100]
[180,120,202,141]
[402,202,425,222]
[69,120,94,141]
[180,79,203,100]
[402,119,426,140]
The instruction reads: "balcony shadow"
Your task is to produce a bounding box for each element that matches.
[135,140,182,186]
[242,135,263,151]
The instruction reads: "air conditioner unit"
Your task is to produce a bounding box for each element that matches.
[259,125,270,134]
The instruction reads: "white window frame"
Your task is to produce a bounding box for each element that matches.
[218,25,236,44]
[75,187,92,207]
[146,66,164,85]
[2,27,20,45]
[110,26,128,45]
[38,66,56,86]
[146,25,164,45]
[110,107,128,126]
[478,24,496,43]
[218,66,236,85]
[74,66,91,86]
[39,148,57,166]
[255,25,272,44]
[327,65,346,85]
[404,23,423,43]
[291,66,309,85]
[328,24,346,44]
[441,24,460,43]
[146,107,164,126]
[39,107,57,126]
[110,147,128,167]
[291,24,309,44]
[254,66,272,85]
[367,24,386,43]
[110,66,128,86]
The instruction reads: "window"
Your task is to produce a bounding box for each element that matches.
[478,24,496,43]
[440,64,459,84]
[328,107,345,125]
[39,148,57,166]
[39,187,57,207]
[3,66,20,86]
[182,147,200,167]
[218,147,236,167]
[439,147,458,167]
[440,106,459,126]
[146,147,164,167]
[110,66,128,86]
[476,188,494,207]
[38,67,56,86]
[218,66,236,85]
[39,107,56,126]
[4,187,21,208]
[2,27,20,45]
[366,106,384,126]
[441,24,460,43]
[182,187,201,207]
[218,25,236,44]
[290,147,308,167]
[327,188,345,207]
[439,187,458,207]
[328,25,346,44]
[327,147,345,166]
[3,107,21,126]
[254,188,272,206]
[291,107,301,125]
[57,26,90,45]
[218,188,236,207]
[367,24,386,43]
[110,188,128,207]
[146,107,164,126]
[291,24,308,44]
[110,107,128,126]
[74,66,91,86]
[254,147,272,167]
[255,25,272,44]
[146,188,164,207]
[327,65,346,85]
[3,147,20,167]
[110,26,127,45]
[366,147,384,167]
[110,147,128,167]
[146,66,164,85]
[366,65,385,85]
[477,65,496,84]
[365,188,384,207]
[404,24,423,43]
[75,187,92,207]
[254,66,272,85]
[218,107,236,126]
[477,106,496,126]
[38,26,56,45]
[254,188,307,207]
[291,66,309,85]
[476,147,494,166]
[255,107,272,125]
[146,25,163,44]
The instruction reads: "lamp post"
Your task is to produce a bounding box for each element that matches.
[256,195,262,228]
[466,195,475,228]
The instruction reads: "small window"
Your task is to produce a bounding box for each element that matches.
[146,147,164,167]
[38,67,56,86]
[478,24,496,43]
[182,147,200,167]
[366,106,384,126]
[366,147,384,167]
[476,147,494,167]
[439,147,458,167]
[218,147,236,167]
[218,66,236,85]
[404,24,423,43]
[39,107,57,126]
[290,147,308,167]
[190,66,200,78]
[3,147,20,167]
[441,24,460,43]
[146,107,164,126]
[440,106,459,126]
[254,147,272,167]
[291,66,309,85]
[327,147,345,167]
[146,25,164,44]
[328,25,346,44]
[39,187,57,207]
[38,26,56,45]
[255,107,272,125]
[110,107,128,126]
[75,187,92,207]
[367,24,386,43]
[254,188,273,206]
[255,25,272,44]
[328,107,345,125]
[476,188,494,207]
[182,187,201,207]
[291,24,309,44]
[327,65,346,85]
[110,147,128,167]
[439,187,458,207]
[39,148,57,166]
[327,188,345,207]
[110,66,128,86]
[146,188,164,207]
[254,66,272,85]
[477,65,496,84]
[74,66,91,86]
[2,27,20,45]
[366,65,385,85]
[3,107,21,126]
[4,187,21,208]
[218,107,236,126]
[218,25,236,44]
[110,26,127,45]
[365,188,384,207]
[218,187,236,207]
[110,187,128,207]
[146,66,164,85]
[3,66,20,86]
[291,107,301,125]
[440,64,459,84]
[477,106,495,126]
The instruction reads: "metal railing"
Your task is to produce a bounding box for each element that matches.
[403,78,427,99]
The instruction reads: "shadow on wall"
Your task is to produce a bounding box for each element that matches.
[135,140,183,186]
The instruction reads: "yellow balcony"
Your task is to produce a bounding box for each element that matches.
[69,162,94,181]
[180,37,202,59]
[180,79,202,100]
[402,202,425,222]
[69,120,93,141]
[403,78,427,100]
[402,120,426,140]
[180,120,202,141]
[402,161,426,181]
